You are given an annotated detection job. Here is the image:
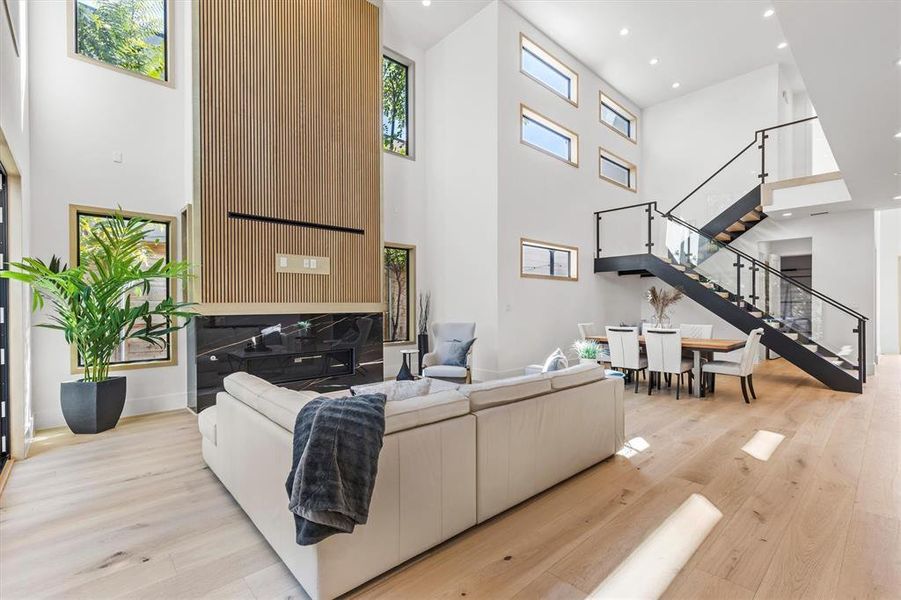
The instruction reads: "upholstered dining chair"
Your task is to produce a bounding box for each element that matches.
[605,326,647,392]
[701,328,764,403]
[578,322,611,364]
[645,328,694,399]
[422,322,476,384]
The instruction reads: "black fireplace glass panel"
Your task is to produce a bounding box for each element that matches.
[189,313,384,413]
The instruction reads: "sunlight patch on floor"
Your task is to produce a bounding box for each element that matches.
[741,430,785,461]
[616,436,650,459]
[589,494,723,600]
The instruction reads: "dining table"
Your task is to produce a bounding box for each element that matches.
[586,335,746,398]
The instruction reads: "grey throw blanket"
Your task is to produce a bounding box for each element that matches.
[284,393,387,545]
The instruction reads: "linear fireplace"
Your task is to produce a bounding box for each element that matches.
[187,313,384,413]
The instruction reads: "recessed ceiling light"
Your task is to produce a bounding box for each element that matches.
[777,42,788,50]
[763,8,775,18]
[896,58,901,66]
[620,27,630,36]
[895,130,901,139]
[671,82,680,89]
[894,195,901,200]
[649,57,659,66]
[782,212,792,217]
[421,0,431,5]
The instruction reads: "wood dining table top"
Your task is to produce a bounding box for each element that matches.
[586,335,746,352]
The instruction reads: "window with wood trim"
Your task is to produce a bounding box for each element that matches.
[599,147,637,191]
[600,93,637,142]
[73,0,169,82]
[520,34,579,105]
[520,239,578,281]
[520,105,579,166]
[71,206,177,371]
[384,244,415,343]
[382,50,414,158]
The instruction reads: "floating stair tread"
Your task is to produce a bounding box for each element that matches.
[715,291,730,299]
[741,211,762,223]
[685,273,700,280]
[784,332,799,340]
[749,311,763,318]
[725,222,746,233]
[670,264,687,272]
[702,282,715,289]
[715,233,732,243]
[803,343,818,352]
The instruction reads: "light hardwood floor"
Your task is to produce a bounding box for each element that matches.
[1,357,898,599]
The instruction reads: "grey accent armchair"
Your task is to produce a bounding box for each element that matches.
[422,322,476,384]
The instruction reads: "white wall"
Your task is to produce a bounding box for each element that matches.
[381,19,428,378]
[421,2,501,379]
[642,65,780,223]
[1,0,34,456]
[27,0,193,429]
[876,208,901,355]
[495,2,645,375]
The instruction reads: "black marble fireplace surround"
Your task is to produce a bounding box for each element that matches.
[188,313,384,413]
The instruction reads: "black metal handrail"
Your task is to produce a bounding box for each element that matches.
[665,116,820,217]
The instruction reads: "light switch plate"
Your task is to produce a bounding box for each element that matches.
[275,253,331,275]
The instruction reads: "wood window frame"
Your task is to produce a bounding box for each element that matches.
[520,238,579,282]
[68,204,179,373]
[67,0,174,87]
[519,33,579,107]
[520,104,579,167]
[599,146,638,192]
[382,48,416,160]
[383,242,416,345]
[599,91,638,143]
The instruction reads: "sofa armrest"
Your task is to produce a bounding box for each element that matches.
[524,364,544,375]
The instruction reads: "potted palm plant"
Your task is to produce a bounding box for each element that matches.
[1,212,195,434]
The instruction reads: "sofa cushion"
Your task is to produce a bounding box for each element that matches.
[423,365,468,379]
[384,389,470,435]
[223,372,317,431]
[460,373,552,411]
[546,363,605,390]
[198,405,217,445]
[351,378,431,402]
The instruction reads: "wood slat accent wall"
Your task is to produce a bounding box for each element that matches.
[196,0,381,306]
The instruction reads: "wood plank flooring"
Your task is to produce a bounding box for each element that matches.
[1,357,898,599]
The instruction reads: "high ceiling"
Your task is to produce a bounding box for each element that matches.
[382,0,491,52]
[775,0,901,211]
[507,0,796,108]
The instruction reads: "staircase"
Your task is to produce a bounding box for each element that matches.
[593,117,867,394]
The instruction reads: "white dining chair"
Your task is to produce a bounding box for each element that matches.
[645,328,695,399]
[680,323,713,339]
[702,328,764,403]
[605,326,647,392]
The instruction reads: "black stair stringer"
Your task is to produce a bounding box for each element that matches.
[699,185,764,241]
[594,253,862,393]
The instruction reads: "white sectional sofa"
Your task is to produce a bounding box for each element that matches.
[198,363,624,600]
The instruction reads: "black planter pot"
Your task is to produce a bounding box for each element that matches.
[417,333,430,374]
[60,377,127,434]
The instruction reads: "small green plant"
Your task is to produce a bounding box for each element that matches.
[573,339,600,360]
[1,212,195,382]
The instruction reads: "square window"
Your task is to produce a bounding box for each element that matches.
[599,148,637,191]
[600,93,638,142]
[520,34,579,105]
[74,0,169,82]
[521,239,578,281]
[520,105,579,166]
[382,51,414,158]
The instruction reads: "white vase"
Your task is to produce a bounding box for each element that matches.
[580,358,597,365]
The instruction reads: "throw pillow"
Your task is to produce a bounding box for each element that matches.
[542,348,569,373]
[435,338,477,367]
[351,378,431,403]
